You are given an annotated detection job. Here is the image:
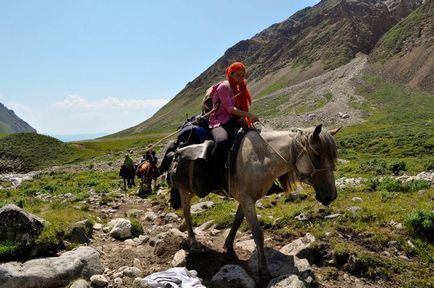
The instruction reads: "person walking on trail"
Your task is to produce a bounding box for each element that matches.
[208,61,259,191]
[123,153,134,171]
[144,145,158,172]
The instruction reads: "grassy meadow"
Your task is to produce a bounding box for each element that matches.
[0,73,433,286]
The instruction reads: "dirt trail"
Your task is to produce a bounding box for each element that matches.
[84,186,383,288]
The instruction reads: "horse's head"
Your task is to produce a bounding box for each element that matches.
[294,125,340,206]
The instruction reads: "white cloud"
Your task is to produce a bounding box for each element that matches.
[55,94,90,109]
[3,95,170,135]
[55,94,169,110]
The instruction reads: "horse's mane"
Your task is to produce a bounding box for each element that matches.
[279,128,338,192]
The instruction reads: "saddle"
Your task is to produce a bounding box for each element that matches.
[166,128,252,198]
[167,140,214,197]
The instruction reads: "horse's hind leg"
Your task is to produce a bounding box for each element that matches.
[179,190,200,250]
[224,204,244,257]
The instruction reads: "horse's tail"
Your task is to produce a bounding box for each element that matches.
[170,187,181,209]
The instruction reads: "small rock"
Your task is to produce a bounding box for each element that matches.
[90,275,109,287]
[351,197,363,202]
[172,249,187,267]
[295,213,309,221]
[70,279,90,288]
[325,213,341,219]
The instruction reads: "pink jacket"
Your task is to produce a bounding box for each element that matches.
[209,81,235,128]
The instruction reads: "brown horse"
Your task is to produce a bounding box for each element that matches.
[136,160,158,196]
[174,125,340,279]
[119,164,135,190]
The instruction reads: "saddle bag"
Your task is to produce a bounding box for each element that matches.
[167,140,214,197]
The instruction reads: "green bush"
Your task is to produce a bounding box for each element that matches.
[0,240,30,261]
[378,177,430,193]
[405,210,434,242]
[378,177,402,192]
[364,177,380,192]
[389,161,406,175]
[130,219,144,237]
[34,225,63,257]
[359,159,388,175]
[423,159,434,171]
[381,191,398,202]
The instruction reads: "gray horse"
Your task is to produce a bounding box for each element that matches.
[176,124,340,279]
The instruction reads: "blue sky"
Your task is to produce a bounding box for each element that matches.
[0,0,319,138]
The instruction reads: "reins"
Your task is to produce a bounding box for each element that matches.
[252,121,291,165]
[252,121,333,178]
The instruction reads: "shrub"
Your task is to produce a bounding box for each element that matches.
[381,191,398,202]
[364,177,380,192]
[0,240,30,261]
[406,179,430,192]
[423,159,434,171]
[405,210,434,242]
[378,177,402,192]
[130,219,144,237]
[359,159,388,175]
[377,177,430,193]
[34,225,63,257]
[389,161,406,175]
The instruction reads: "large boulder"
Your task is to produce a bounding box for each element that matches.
[209,264,256,288]
[0,204,45,242]
[0,246,104,288]
[248,248,315,286]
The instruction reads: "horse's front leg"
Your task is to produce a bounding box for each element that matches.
[242,199,271,279]
[224,204,244,258]
[179,189,200,250]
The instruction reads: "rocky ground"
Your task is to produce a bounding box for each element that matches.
[2,157,434,287]
[0,171,397,288]
[264,54,368,130]
[84,186,386,288]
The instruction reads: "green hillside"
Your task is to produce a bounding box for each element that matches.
[336,73,434,176]
[0,133,76,172]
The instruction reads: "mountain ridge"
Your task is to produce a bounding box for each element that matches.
[0,102,36,134]
[113,0,430,136]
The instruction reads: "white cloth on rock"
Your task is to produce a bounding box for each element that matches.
[139,267,205,288]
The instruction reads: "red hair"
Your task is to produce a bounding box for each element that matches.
[226,62,252,113]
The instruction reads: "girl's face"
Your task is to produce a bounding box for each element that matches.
[231,70,245,84]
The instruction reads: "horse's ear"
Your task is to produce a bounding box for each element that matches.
[313,124,322,140]
[329,127,342,136]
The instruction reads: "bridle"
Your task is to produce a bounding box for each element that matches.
[295,147,334,185]
[253,125,333,184]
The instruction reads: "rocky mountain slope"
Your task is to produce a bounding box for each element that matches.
[116,0,428,135]
[0,102,36,134]
[369,0,434,91]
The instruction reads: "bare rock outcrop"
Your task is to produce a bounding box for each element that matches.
[0,246,103,288]
[0,204,45,243]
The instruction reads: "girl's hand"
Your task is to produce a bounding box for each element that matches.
[247,112,259,123]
